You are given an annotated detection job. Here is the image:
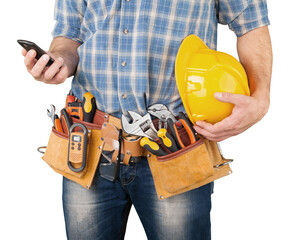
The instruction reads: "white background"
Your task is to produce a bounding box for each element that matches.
[1,1,289,239]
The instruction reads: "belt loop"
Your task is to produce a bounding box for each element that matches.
[112,129,123,182]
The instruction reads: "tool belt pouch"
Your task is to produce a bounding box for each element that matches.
[41,119,104,189]
[147,135,232,200]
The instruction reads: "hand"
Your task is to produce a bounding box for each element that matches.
[22,49,69,84]
[193,92,270,142]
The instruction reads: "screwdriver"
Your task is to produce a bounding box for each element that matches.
[157,128,179,153]
[82,92,97,123]
[140,137,167,156]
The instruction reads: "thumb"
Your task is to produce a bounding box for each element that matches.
[214,92,248,105]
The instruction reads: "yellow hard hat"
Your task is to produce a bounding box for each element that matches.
[175,35,250,124]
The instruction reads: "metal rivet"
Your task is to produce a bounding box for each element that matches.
[159,195,163,199]
[104,115,108,119]
[101,137,104,141]
[98,146,102,149]
[147,154,151,158]
[123,29,129,34]
[121,61,126,67]
[86,185,89,189]
[127,151,131,155]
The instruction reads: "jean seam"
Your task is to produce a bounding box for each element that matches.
[120,164,137,186]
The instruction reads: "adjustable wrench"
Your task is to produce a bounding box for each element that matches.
[121,111,158,140]
[121,111,167,156]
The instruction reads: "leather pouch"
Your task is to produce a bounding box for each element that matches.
[147,137,233,200]
[42,119,104,189]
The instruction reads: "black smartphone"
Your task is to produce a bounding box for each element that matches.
[17,39,55,67]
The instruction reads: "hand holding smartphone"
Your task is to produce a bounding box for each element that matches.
[17,39,55,67]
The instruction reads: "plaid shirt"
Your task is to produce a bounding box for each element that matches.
[52,0,269,118]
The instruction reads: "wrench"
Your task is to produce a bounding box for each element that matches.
[121,111,158,140]
[47,104,56,125]
[148,104,177,129]
[121,111,167,156]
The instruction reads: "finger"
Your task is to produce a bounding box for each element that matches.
[43,57,64,81]
[21,48,27,56]
[194,125,233,142]
[214,92,250,106]
[45,64,68,84]
[24,50,37,70]
[194,125,217,139]
[30,54,50,79]
[195,120,229,135]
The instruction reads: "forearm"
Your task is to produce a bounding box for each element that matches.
[237,26,273,111]
[49,37,81,77]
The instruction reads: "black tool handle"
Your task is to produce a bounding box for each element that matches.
[178,112,198,142]
[157,128,179,153]
[140,137,167,156]
[167,118,182,150]
[82,92,97,123]
[61,108,73,134]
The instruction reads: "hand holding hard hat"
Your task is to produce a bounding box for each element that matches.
[175,35,264,141]
[175,35,250,124]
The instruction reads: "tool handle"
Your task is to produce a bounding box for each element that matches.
[61,108,73,134]
[82,92,97,123]
[157,128,179,153]
[178,119,196,144]
[54,115,63,133]
[67,102,83,120]
[167,118,183,149]
[178,112,198,143]
[65,90,76,108]
[140,137,167,156]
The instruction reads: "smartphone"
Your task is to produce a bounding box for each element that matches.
[17,39,55,67]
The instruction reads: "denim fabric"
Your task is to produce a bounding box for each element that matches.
[63,155,213,240]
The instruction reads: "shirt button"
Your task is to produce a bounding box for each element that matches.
[121,61,127,67]
[122,94,127,99]
[123,29,129,34]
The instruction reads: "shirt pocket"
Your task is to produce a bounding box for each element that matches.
[84,0,121,31]
[144,0,212,37]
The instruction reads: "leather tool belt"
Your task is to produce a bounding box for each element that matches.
[40,109,147,189]
[40,107,233,199]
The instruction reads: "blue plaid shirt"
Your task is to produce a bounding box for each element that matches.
[52,0,269,118]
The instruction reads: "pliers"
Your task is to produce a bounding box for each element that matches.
[148,104,198,149]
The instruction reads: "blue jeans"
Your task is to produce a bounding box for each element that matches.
[63,156,213,240]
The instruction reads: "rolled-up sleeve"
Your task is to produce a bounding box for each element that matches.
[51,0,86,43]
[217,0,270,37]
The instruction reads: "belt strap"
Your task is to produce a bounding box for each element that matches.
[93,110,122,130]
[99,114,147,165]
